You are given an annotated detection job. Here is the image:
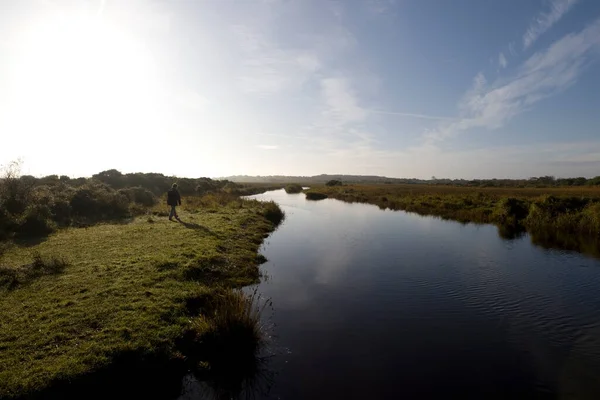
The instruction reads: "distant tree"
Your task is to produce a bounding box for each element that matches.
[326,179,343,187]
[588,176,600,186]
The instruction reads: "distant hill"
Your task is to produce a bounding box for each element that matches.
[222,174,600,187]
[222,174,428,184]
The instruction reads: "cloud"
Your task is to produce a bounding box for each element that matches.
[320,77,367,124]
[365,0,396,15]
[523,0,578,50]
[426,18,600,142]
[508,42,517,56]
[257,144,279,150]
[232,24,322,95]
[365,109,455,121]
[498,52,507,68]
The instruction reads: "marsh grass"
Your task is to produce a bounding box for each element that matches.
[186,288,273,400]
[316,184,600,235]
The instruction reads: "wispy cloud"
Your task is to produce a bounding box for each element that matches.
[365,109,456,121]
[232,24,322,95]
[498,52,507,68]
[365,0,396,15]
[320,77,367,124]
[256,144,279,150]
[427,18,600,142]
[523,0,578,50]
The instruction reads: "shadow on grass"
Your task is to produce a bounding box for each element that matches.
[18,290,276,400]
[181,353,275,400]
[178,220,218,236]
[22,350,187,400]
[0,252,69,291]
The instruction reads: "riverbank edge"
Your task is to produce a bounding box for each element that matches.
[311,185,600,238]
[0,196,284,399]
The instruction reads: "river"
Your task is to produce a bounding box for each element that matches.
[181,189,600,399]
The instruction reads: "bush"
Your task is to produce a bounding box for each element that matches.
[326,180,343,187]
[284,184,303,194]
[579,203,600,234]
[16,205,56,238]
[305,191,328,200]
[70,183,130,220]
[0,161,33,216]
[262,201,284,226]
[118,187,158,207]
[493,197,529,225]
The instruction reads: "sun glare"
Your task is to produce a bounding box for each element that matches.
[7,11,160,150]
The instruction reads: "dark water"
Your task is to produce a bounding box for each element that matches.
[181,190,600,399]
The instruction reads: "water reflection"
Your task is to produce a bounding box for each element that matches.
[178,354,275,400]
[494,221,600,259]
[242,190,600,399]
[528,229,600,259]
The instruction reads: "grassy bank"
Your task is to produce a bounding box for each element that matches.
[0,193,283,399]
[314,184,600,235]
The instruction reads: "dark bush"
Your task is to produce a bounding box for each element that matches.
[493,197,529,225]
[70,183,130,221]
[262,201,284,226]
[17,205,56,238]
[284,184,303,194]
[305,192,328,200]
[326,180,343,187]
[118,187,158,207]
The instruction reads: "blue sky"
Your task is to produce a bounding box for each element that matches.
[1,0,600,179]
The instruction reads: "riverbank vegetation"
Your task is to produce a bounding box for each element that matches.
[225,173,600,187]
[305,191,328,201]
[314,184,600,236]
[284,184,303,194]
[0,164,283,399]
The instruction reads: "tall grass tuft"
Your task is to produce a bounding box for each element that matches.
[262,201,284,226]
[187,289,273,398]
[194,289,268,357]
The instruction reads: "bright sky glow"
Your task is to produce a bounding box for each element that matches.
[1,0,600,178]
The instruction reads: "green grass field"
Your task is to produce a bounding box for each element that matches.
[0,194,282,398]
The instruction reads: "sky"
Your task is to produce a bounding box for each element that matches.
[1,0,600,179]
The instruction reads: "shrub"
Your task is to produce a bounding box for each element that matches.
[70,183,130,220]
[284,184,303,194]
[118,186,158,207]
[493,197,529,225]
[305,191,328,200]
[326,179,343,187]
[579,203,600,234]
[0,161,33,216]
[262,201,284,226]
[16,205,56,238]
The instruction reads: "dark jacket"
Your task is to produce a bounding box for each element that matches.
[167,188,181,206]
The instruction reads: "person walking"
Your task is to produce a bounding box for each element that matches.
[167,183,181,221]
